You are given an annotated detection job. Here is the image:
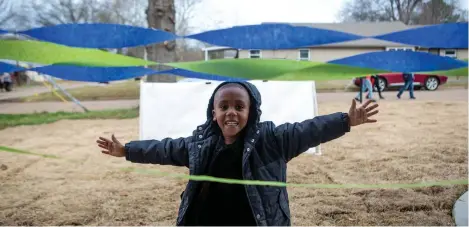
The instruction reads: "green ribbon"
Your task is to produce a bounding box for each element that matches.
[168,59,388,81]
[0,40,156,66]
[1,146,467,189]
[2,40,466,80]
[122,167,468,189]
[0,145,60,159]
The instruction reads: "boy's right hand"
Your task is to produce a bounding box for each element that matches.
[96,134,125,157]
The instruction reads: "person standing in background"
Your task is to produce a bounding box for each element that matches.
[371,75,385,99]
[355,75,376,102]
[0,72,13,92]
[397,72,416,99]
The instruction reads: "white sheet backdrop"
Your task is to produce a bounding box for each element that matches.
[139,80,320,154]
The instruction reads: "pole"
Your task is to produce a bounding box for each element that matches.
[359,77,364,104]
[143,47,148,81]
[44,76,90,112]
[41,79,69,103]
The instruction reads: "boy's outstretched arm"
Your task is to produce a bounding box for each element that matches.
[97,134,190,167]
[273,99,379,162]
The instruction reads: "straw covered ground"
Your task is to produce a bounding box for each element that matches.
[0,99,467,225]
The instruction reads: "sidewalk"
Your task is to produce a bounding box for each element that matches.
[0,82,100,101]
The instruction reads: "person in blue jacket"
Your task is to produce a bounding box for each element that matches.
[397,72,416,99]
[97,81,379,226]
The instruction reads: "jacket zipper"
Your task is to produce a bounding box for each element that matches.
[242,145,260,226]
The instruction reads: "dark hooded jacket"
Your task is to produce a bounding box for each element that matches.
[124,81,351,226]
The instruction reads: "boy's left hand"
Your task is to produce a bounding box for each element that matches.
[348,99,379,127]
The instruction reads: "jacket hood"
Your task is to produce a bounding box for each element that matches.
[195,81,263,140]
[207,81,262,124]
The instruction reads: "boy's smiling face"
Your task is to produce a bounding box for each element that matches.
[212,84,251,144]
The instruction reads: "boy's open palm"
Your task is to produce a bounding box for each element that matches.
[96,134,125,157]
[348,99,379,127]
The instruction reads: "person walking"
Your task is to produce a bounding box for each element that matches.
[355,75,376,102]
[397,72,416,99]
[371,75,385,99]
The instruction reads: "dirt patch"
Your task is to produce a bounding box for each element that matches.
[0,100,467,225]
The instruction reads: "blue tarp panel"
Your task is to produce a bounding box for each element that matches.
[0,62,26,74]
[186,23,364,49]
[0,29,8,35]
[374,22,468,49]
[329,50,468,72]
[29,65,242,82]
[158,68,245,81]
[32,65,157,82]
[20,23,178,48]
[16,22,468,49]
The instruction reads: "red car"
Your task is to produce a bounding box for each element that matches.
[353,73,448,91]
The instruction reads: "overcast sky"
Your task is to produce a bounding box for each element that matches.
[189,0,469,33]
[190,0,347,32]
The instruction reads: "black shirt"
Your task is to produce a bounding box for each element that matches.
[184,138,256,226]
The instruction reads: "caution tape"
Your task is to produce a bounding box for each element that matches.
[1,146,467,189]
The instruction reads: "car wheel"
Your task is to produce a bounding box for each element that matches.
[425,77,439,91]
[4,82,12,92]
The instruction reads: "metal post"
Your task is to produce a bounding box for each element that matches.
[359,77,364,103]
[143,47,148,67]
[44,76,89,112]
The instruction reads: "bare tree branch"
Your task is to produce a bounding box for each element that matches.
[175,0,202,36]
[18,0,147,29]
[338,0,466,24]
[173,0,202,51]
[415,0,467,24]
[99,0,147,26]
[27,0,92,26]
[0,0,16,27]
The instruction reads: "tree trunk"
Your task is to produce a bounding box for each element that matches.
[146,0,177,82]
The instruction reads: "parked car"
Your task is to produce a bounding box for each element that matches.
[353,73,448,91]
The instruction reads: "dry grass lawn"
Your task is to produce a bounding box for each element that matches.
[0,100,467,226]
[20,80,354,102]
[14,77,468,103]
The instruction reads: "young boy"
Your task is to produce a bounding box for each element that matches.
[97,81,379,226]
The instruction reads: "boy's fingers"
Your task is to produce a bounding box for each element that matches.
[365,103,379,112]
[350,99,356,111]
[367,110,379,117]
[361,99,373,108]
[101,150,111,155]
[111,134,120,144]
[96,140,107,145]
[98,144,107,149]
[366,118,377,123]
[99,137,111,143]
[360,107,365,121]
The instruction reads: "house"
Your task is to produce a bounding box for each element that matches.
[202,21,468,62]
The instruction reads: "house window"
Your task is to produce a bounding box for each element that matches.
[386,47,415,51]
[443,49,457,58]
[249,50,261,58]
[299,49,310,61]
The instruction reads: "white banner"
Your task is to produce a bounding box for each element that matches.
[139,80,320,154]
